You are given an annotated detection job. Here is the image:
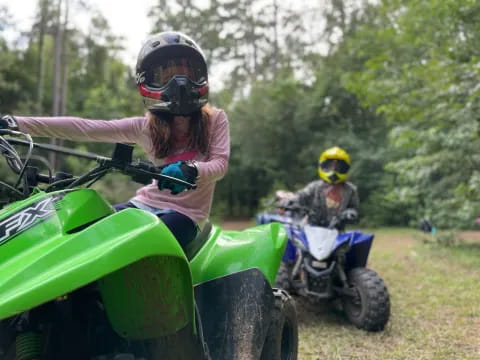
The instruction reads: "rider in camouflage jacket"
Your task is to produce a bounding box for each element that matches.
[294,147,359,227]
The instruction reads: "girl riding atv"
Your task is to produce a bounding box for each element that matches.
[0,31,230,250]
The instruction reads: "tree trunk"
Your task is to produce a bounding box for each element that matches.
[272,0,279,76]
[35,0,48,114]
[50,0,68,171]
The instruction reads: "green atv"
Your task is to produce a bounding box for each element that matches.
[0,129,298,360]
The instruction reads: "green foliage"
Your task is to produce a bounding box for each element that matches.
[212,62,385,219]
[149,0,310,94]
[2,0,480,230]
[344,0,480,228]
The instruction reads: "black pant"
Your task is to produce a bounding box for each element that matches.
[113,202,198,251]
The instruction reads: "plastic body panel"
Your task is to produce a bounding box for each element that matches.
[257,211,374,267]
[0,190,288,341]
[339,231,374,270]
[0,190,193,340]
[189,222,287,286]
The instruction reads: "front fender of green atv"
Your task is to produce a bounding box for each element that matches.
[0,189,194,340]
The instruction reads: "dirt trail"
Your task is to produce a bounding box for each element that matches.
[220,222,480,360]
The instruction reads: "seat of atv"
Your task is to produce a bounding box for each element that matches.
[185,221,212,260]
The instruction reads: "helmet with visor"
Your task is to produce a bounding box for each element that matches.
[318,147,351,184]
[136,31,209,115]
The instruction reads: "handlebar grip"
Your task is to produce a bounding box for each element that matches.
[134,160,159,172]
[37,174,51,183]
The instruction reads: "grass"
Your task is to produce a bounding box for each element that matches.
[218,221,480,359]
[296,228,480,360]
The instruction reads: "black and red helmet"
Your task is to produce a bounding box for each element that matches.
[135,31,209,115]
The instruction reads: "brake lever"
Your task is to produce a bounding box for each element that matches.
[156,173,197,189]
[124,165,153,185]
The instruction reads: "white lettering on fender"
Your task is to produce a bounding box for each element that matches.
[0,197,57,245]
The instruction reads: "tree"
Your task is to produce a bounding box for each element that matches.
[343,0,480,228]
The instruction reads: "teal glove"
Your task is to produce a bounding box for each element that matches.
[158,161,198,195]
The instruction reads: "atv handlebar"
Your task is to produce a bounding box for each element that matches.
[6,136,103,161]
[45,146,198,191]
[0,130,197,197]
[277,202,309,216]
[275,201,354,230]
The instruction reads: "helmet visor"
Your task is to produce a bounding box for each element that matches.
[319,159,350,174]
[146,57,207,88]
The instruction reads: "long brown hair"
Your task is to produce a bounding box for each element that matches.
[148,105,212,158]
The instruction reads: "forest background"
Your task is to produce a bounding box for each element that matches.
[1,0,479,229]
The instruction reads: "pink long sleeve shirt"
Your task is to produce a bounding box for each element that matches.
[16,108,230,226]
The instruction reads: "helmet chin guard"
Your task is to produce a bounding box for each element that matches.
[138,76,208,115]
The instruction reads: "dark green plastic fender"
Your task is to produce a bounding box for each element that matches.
[0,189,194,340]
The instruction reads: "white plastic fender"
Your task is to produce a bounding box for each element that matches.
[303,225,339,261]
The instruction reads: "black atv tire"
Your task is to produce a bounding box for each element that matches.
[342,267,390,331]
[274,263,291,291]
[260,288,298,360]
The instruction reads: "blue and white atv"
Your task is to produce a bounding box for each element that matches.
[257,192,390,332]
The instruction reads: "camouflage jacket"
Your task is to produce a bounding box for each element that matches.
[294,180,359,226]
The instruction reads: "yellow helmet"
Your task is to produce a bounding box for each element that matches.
[318,147,351,184]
